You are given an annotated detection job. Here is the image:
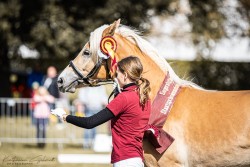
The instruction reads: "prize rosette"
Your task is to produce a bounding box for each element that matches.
[100,36,117,73]
[100,36,117,58]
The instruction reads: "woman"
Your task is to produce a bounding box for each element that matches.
[52,56,151,166]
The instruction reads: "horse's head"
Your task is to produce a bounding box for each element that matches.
[57,19,122,93]
[57,19,172,95]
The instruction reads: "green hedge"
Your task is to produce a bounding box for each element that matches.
[169,60,250,91]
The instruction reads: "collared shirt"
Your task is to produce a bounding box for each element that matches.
[107,84,151,163]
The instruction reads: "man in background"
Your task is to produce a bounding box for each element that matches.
[43,66,60,109]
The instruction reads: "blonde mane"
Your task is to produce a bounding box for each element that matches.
[90,24,201,89]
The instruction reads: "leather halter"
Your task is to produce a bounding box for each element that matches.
[69,56,113,86]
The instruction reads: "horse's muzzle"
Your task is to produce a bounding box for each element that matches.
[57,77,79,93]
[57,77,64,90]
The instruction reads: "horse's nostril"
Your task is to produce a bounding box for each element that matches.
[57,77,64,87]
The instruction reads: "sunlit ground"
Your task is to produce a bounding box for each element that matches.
[0,143,112,167]
[0,117,112,167]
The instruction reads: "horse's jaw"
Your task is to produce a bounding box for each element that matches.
[64,81,78,93]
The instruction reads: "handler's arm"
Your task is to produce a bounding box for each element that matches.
[65,108,114,129]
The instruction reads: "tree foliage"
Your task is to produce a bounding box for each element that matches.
[0,0,174,60]
[1,0,249,60]
[188,0,225,59]
[170,60,250,90]
[189,61,250,90]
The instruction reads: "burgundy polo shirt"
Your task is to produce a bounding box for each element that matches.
[106,85,151,163]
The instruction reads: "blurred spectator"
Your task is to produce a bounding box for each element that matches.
[30,82,40,126]
[73,99,85,117]
[43,66,60,109]
[33,86,54,148]
[78,86,108,149]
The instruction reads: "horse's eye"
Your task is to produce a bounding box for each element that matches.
[83,50,90,56]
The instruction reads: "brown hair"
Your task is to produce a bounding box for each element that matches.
[117,56,151,106]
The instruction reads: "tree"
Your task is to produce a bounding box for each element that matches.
[0,0,21,97]
[188,0,250,60]
[189,61,250,90]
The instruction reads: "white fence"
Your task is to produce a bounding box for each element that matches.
[0,98,109,145]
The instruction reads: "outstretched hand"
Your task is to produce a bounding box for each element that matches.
[51,108,66,120]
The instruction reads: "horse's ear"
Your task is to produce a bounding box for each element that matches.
[103,19,120,36]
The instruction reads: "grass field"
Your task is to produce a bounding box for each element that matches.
[0,116,112,167]
[0,115,110,140]
[0,143,112,167]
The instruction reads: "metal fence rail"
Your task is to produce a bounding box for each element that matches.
[0,98,109,145]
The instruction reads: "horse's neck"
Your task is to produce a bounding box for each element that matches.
[115,35,166,100]
[142,59,166,100]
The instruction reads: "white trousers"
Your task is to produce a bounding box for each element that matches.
[113,157,144,167]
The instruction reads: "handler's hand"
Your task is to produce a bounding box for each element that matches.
[51,108,66,119]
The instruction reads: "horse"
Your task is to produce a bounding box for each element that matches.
[57,19,250,167]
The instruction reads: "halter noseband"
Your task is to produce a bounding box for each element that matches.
[69,57,113,86]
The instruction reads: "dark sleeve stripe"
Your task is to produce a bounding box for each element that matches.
[66,107,114,129]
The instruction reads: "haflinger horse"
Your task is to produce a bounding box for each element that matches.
[57,19,250,167]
